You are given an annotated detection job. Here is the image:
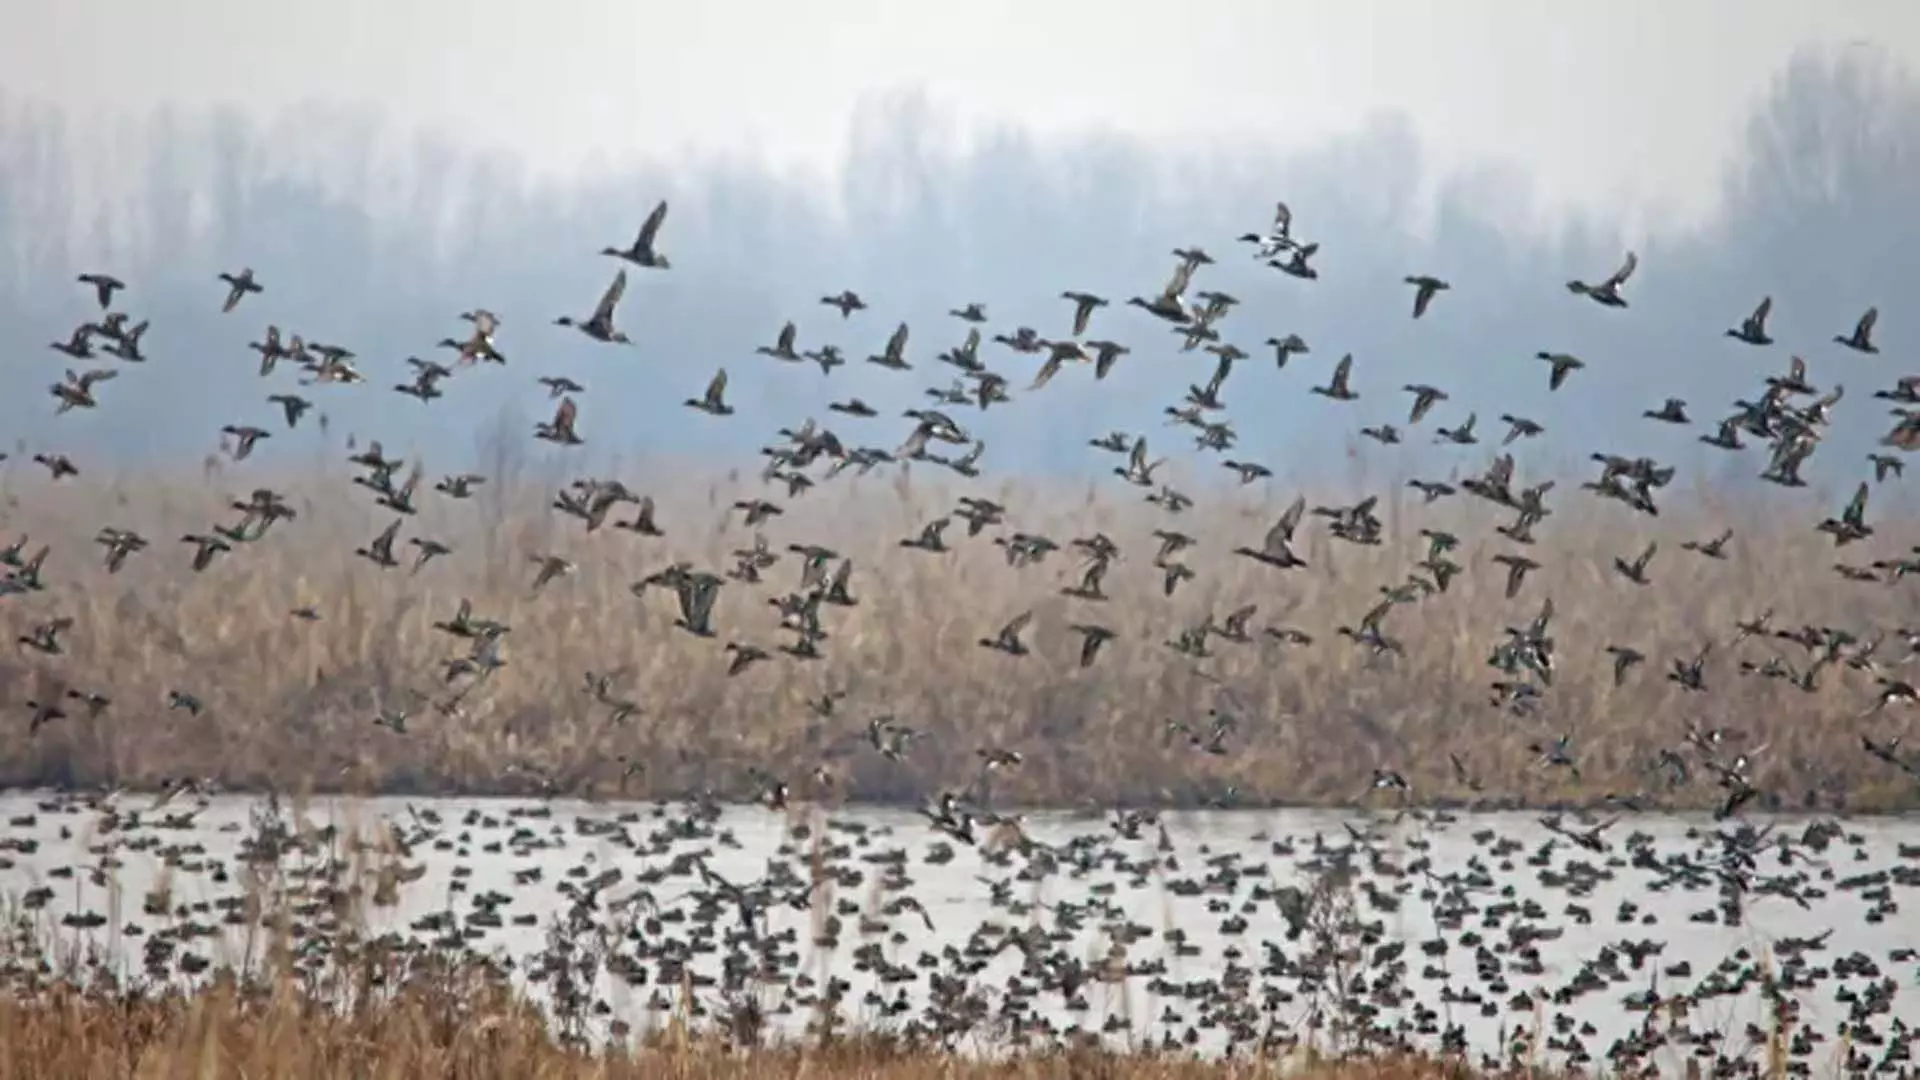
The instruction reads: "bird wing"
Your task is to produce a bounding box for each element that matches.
[1489,454,1514,487]
[1607,251,1638,288]
[1207,352,1232,397]
[637,200,669,250]
[1274,495,1306,546]
[688,578,719,628]
[1031,353,1063,390]
[1360,600,1392,633]
[674,579,700,625]
[594,269,628,323]
[1530,598,1555,638]
[1077,559,1105,591]
[1162,260,1195,301]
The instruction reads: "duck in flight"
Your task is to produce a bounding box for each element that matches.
[1237,201,1297,258]
[821,290,867,318]
[219,268,263,313]
[77,272,125,310]
[756,322,800,362]
[1126,260,1196,325]
[1727,296,1774,346]
[1404,275,1450,319]
[1235,496,1308,569]
[1060,291,1108,337]
[686,369,734,416]
[1566,251,1637,308]
[1836,306,1880,354]
[1113,437,1166,487]
[535,397,583,445]
[602,200,671,269]
[555,270,633,344]
[1312,354,1358,401]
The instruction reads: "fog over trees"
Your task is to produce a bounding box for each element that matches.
[0,45,1913,500]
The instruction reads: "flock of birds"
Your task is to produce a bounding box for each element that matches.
[8,196,1920,1073]
[5,785,1920,1077]
[14,199,1920,816]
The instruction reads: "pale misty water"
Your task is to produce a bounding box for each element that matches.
[1,792,1916,1073]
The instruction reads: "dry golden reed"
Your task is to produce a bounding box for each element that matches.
[0,982,1512,1080]
[0,446,1910,812]
[0,840,1541,1080]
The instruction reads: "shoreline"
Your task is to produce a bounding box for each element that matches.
[1,780,1915,817]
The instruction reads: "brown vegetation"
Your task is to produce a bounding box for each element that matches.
[0,983,1509,1080]
[0,827,1553,1080]
[0,449,1911,812]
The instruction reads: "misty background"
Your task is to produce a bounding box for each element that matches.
[0,45,1913,499]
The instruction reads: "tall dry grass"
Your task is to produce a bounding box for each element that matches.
[0,442,1912,811]
[0,983,1525,1080]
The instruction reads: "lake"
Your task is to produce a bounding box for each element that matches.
[1,791,1915,1074]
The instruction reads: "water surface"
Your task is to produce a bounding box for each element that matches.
[1,792,1914,1073]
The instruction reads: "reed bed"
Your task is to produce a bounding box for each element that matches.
[0,450,1912,811]
[0,983,1527,1080]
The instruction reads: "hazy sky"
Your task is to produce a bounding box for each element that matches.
[7,1,1918,231]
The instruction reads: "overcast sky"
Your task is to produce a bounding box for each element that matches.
[6,1,1917,232]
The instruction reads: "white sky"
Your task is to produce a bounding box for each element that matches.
[6,1,1918,231]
